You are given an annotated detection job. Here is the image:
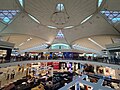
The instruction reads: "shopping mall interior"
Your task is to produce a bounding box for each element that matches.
[0,0,120,90]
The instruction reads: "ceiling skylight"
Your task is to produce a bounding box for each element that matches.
[28,14,40,24]
[64,26,74,29]
[51,43,71,49]
[88,38,105,49]
[56,30,64,39]
[98,0,103,7]
[0,10,19,24]
[101,10,120,23]
[19,0,24,7]
[81,15,93,24]
[56,3,64,11]
[47,25,57,29]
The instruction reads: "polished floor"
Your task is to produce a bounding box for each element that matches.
[0,66,26,88]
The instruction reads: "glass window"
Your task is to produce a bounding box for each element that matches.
[56,3,64,11]
[0,10,19,24]
[56,30,64,39]
[101,10,120,23]
[19,0,24,7]
[98,0,103,7]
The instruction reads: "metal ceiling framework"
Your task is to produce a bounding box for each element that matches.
[0,0,119,53]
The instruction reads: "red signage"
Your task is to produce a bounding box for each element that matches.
[53,62,59,69]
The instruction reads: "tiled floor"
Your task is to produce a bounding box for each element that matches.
[0,66,26,88]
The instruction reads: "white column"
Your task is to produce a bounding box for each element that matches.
[94,65,97,74]
[72,62,74,71]
[51,67,53,76]
[75,82,80,90]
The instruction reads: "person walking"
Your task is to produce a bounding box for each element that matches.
[21,64,25,73]
[11,70,15,79]
[6,68,11,80]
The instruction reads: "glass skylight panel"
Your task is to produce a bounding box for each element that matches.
[19,0,24,7]
[3,17,10,23]
[81,15,93,24]
[56,30,64,39]
[101,10,120,23]
[56,3,64,11]
[98,0,103,7]
[0,10,19,24]
[28,14,40,24]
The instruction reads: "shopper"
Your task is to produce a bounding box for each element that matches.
[21,64,24,73]
[11,70,15,79]
[6,69,11,80]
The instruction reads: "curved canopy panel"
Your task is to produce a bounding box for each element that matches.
[0,0,19,9]
[0,22,6,31]
[25,0,97,28]
[1,13,57,42]
[1,34,47,51]
[0,0,119,53]
[72,35,120,51]
[103,0,120,11]
[63,14,120,43]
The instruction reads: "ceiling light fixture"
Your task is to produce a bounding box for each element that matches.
[81,15,93,24]
[64,26,74,29]
[28,14,40,24]
[27,37,32,41]
[88,38,105,49]
[47,26,57,29]
[19,42,24,46]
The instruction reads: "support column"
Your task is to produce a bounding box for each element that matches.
[75,82,80,90]
[94,65,97,74]
[51,67,53,76]
[5,49,12,62]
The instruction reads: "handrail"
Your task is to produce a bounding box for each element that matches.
[0,60,120,69]
[59,75,114,90]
